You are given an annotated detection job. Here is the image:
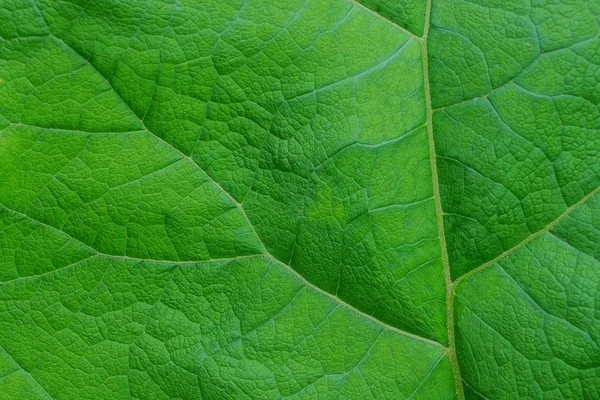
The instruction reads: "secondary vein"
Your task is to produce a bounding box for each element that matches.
[11,8,452,356]
[453,184,600,287]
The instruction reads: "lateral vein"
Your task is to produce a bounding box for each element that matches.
[5,10,453,355]
[453,184,600,286]
[346,0,421,40]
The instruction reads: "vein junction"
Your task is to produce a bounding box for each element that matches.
[1,2,598,398]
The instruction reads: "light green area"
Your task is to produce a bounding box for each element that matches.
[355,0,427,36]
[0,0,598,398]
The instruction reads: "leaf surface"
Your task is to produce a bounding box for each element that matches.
[0,0,598,398]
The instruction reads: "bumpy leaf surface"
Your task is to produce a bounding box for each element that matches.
[0,0,598,399]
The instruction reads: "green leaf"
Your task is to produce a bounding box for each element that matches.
[0,0,598,398]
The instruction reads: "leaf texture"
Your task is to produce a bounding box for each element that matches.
[0,0,598,398]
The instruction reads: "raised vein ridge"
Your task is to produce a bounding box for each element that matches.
[419,0,466,398]
[453,184,600,287]
[6,7,450,347]
[347,0,421,40]
[0,201,444,350]
[0,343,54,399]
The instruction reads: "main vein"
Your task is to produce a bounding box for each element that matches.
[9,3,600,399]
[419,1,466,398]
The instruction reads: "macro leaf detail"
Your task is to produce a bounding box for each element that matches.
[0,0,599,399]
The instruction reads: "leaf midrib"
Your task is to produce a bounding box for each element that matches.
[347,1,600,398]
[7,4,600,399]
[418,0,466,398]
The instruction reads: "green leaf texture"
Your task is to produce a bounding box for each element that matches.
[0,0,598,398]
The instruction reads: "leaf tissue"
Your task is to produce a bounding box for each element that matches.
[0,0,599,398]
